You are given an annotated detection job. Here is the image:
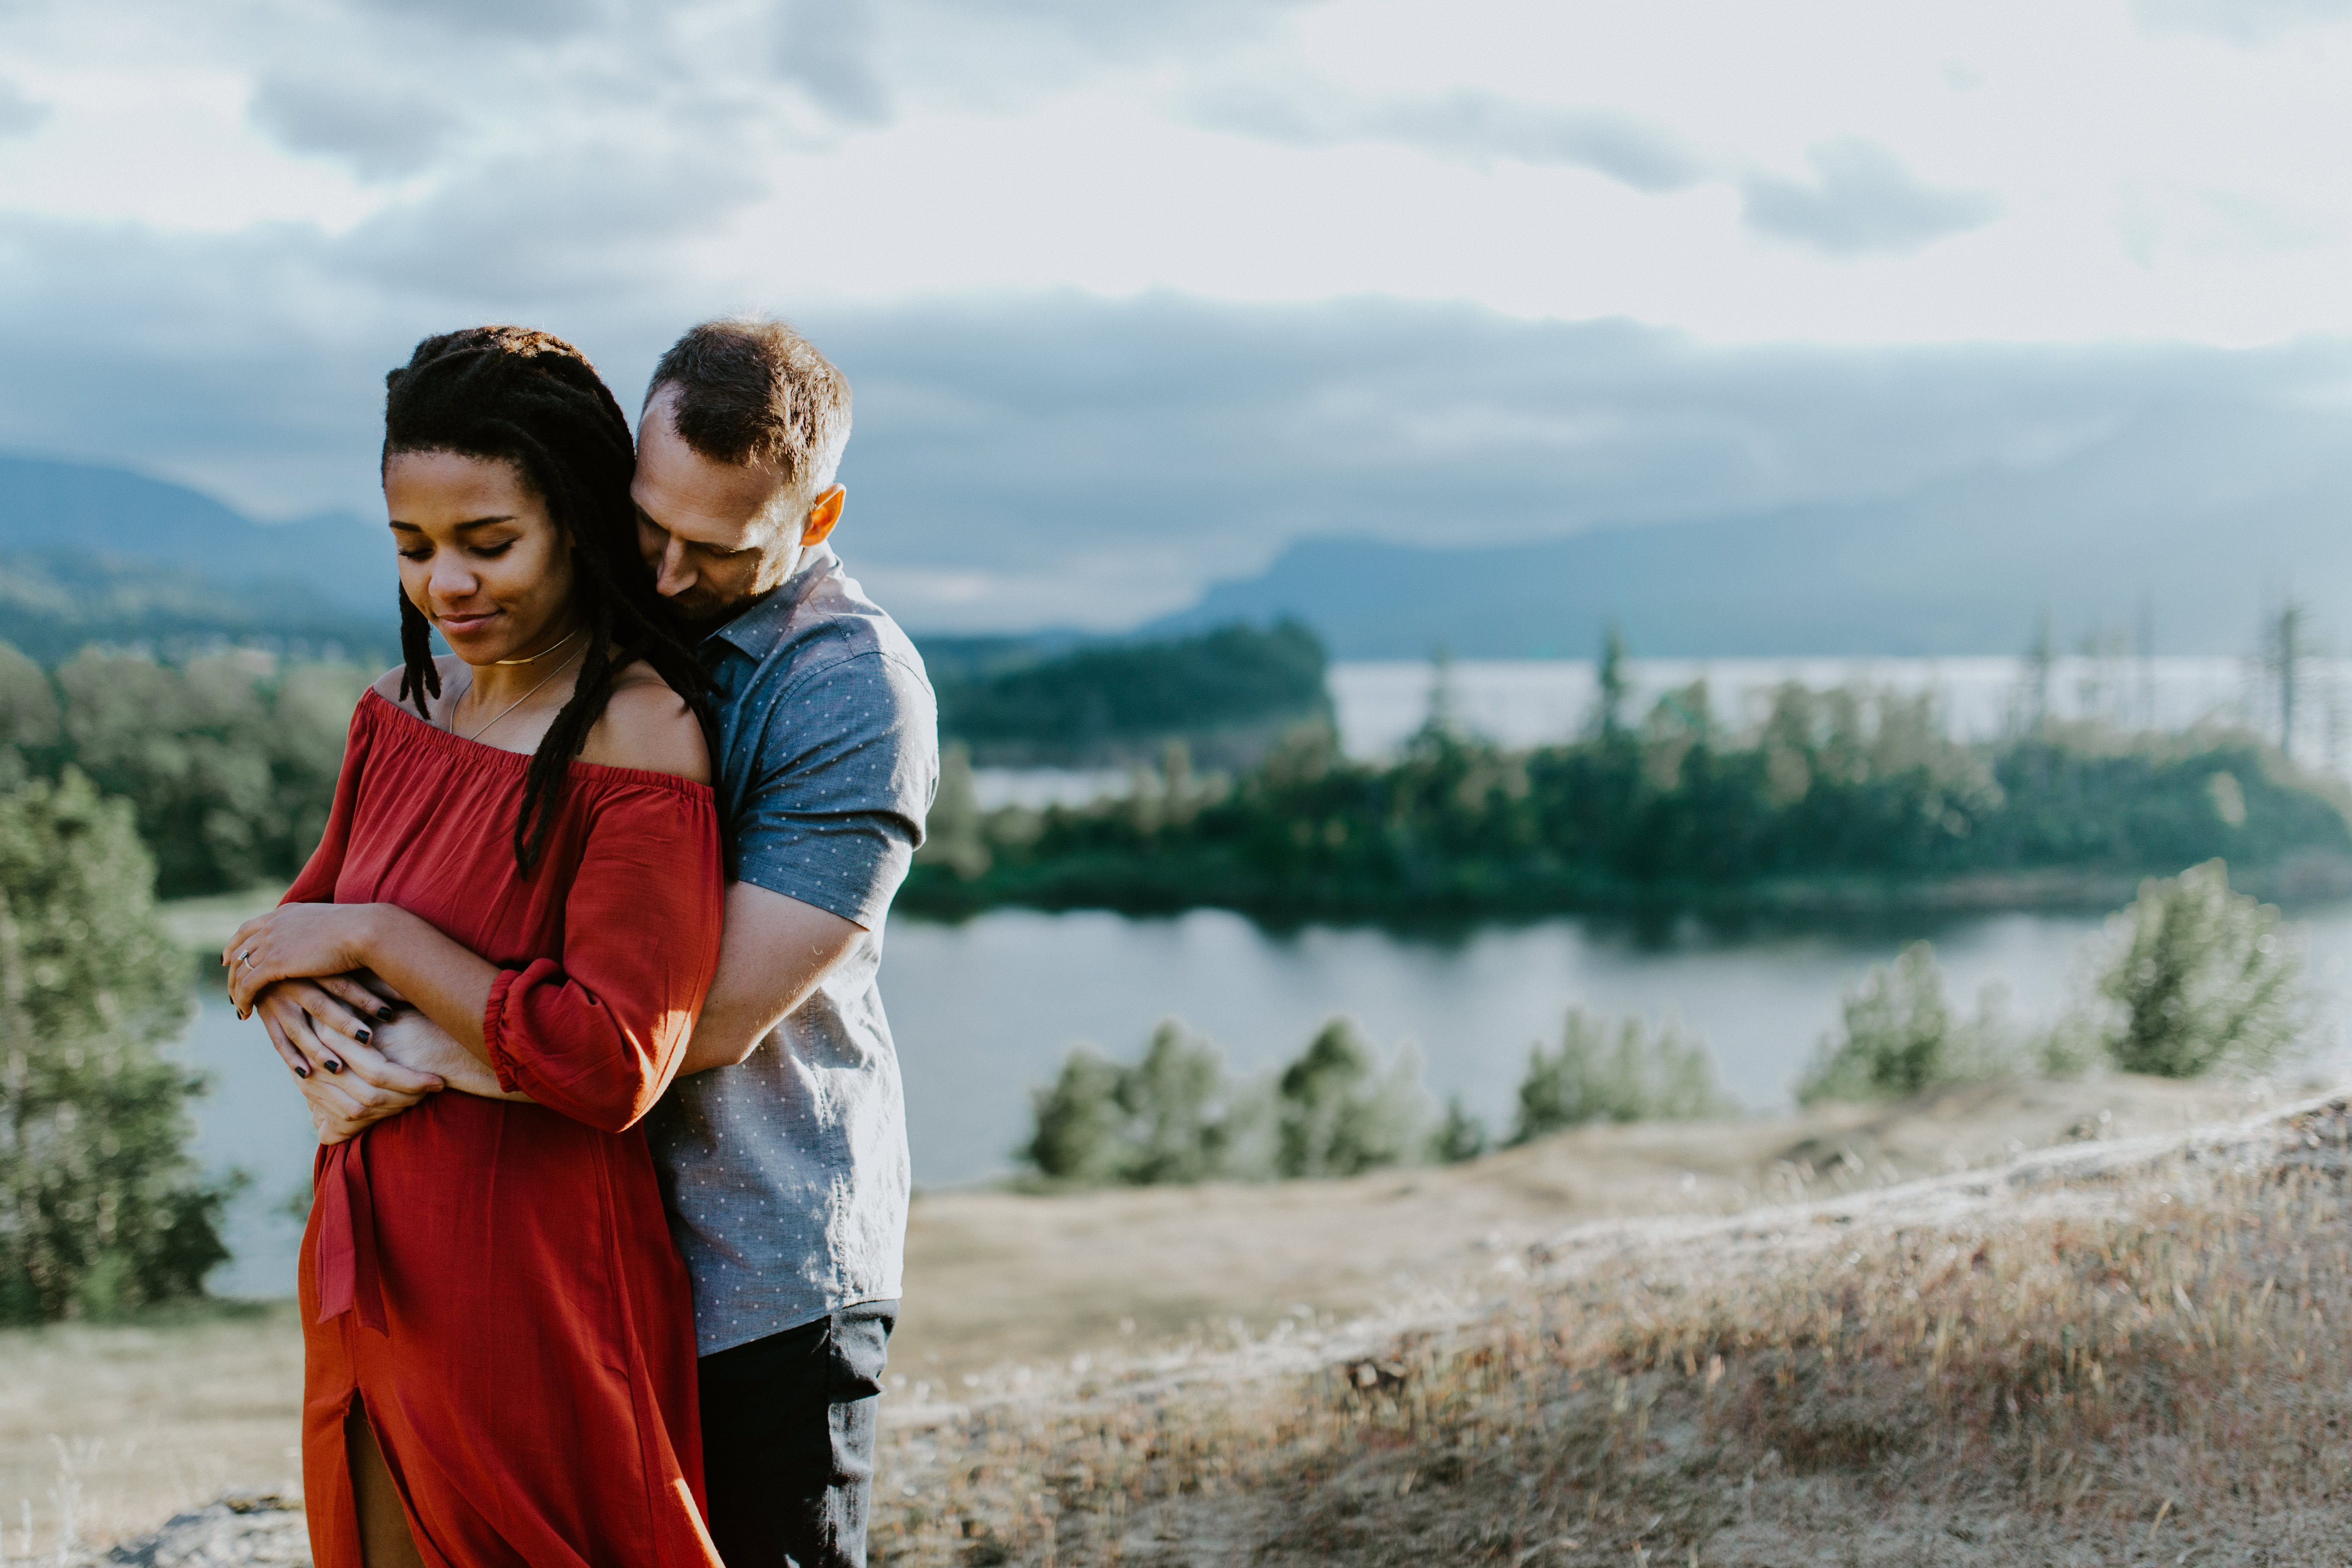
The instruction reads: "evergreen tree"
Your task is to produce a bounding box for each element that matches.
[1017,1022,1253,1185]
[1512,1007,1733,1143]
[1273,1020,1422,1178]
[1797,943,1958,1104]
[1428,1094,1490,1164]
[0,771,226,1321]
[2096,860,2307,1078]
[1018,1045,1127,1185]
[1591,622,1631,742]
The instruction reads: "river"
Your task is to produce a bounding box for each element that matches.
[179,898,2352,1299]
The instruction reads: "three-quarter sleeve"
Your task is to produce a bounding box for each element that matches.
[479,778,724,1133]
[280,700,375,907]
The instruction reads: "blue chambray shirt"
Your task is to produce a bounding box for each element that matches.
[644,543,938,1356]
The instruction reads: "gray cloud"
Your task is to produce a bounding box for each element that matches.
[349,0,608,40]
[0,78,47,138]
[920,0,1322,62]
[775,0,892,126]
[2132,0,2352,43]
[248,73,455,181]
[2,207,2340,633]
[1364,93,1706,190]
[1739,137,2000,255]
[331,142,770,306]
[1193,83,1707,193]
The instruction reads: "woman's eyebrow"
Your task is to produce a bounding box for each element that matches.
[388,522,522,540]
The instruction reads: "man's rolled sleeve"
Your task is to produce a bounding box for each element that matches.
[730,650,938,930]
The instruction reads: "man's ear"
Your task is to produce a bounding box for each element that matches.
[800,485,846,546]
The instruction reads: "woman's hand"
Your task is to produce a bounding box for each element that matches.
[225,904,387,1015]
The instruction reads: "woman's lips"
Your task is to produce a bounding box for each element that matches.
[436,611,499,635]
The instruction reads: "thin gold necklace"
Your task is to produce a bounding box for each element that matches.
[493,627,581,666]
[455,645,583,743]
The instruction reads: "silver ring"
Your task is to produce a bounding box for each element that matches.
[240,953,256,969]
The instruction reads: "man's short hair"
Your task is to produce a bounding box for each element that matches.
[646,318,851,497]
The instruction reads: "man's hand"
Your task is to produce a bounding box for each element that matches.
[369,1007,525,1102]
[256,978,439,1143]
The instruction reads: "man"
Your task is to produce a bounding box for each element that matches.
[256,318,937,1568]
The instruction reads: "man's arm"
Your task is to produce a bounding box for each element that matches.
[676,881,864,1075]
[259,880,858,1139]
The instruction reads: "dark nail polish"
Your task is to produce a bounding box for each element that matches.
[295,1065,310,1079]
[377,1006,398,1022]
[356,1029,374,1046]
[324,1060,343,1073]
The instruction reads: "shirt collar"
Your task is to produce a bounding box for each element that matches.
[699,544,839,664]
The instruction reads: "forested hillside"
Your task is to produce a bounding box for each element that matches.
[925,620,1332,767]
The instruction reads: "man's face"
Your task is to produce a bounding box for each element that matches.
[631,385,804,626]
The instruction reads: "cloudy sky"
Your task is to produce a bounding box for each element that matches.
[3,0,2351,630]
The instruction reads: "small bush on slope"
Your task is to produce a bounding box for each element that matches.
[1512,1007,1735,1141]
[2095,858,2308,1078]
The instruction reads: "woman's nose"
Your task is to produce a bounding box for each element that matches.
[430,561,480,602]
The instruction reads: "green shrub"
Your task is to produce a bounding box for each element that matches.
[1273,1019,1426,1178]
[1019,1021,1256,1185]
[1795,942,2021,1104]
[2094,859,2308,1078]
[1018,1016,1433,1185]
[0,771,228,1322]
[1018,1045,1129,1185]
[1510,1008,1735,1144]
[1427,1095,1491,1164]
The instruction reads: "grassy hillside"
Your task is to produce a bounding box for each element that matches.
[6,1073,2298,1564]
[874,1083,2352,1565]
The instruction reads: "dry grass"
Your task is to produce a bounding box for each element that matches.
[0,1074,2329,1565]
[0,1301,302,1562]
[871,1091,2352,1565]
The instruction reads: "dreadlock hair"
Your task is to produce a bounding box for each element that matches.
[383,325,716,876]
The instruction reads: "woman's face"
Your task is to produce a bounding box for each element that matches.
[385,450,577,665]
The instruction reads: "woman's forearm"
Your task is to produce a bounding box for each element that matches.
[354,904,502,1066]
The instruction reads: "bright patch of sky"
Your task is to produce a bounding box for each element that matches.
[2,0,2347,342]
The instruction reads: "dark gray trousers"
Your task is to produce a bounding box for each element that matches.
[697,1301,897,1568]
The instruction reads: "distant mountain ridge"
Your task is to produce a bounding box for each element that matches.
[1154,400,2352,658]
[0,453,394,658]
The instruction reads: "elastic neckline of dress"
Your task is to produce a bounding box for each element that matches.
[362,689,716,797]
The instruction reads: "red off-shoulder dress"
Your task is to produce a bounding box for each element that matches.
[289,689,726,1568]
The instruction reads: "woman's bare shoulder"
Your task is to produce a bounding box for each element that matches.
[369,656,463,708]
[580,663,711,784]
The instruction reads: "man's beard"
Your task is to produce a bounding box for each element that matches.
[662,583,733,627]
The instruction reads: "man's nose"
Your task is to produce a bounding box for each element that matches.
[653,536,694,597]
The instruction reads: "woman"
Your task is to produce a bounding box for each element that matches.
[225,326,727,1568]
